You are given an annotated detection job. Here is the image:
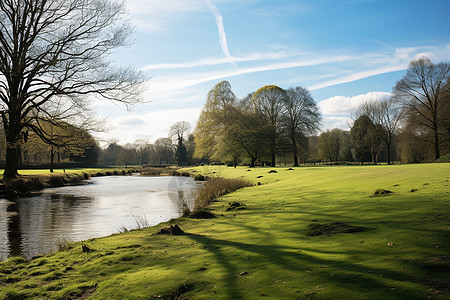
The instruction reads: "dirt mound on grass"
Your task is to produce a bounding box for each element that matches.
[157,283,195,299]
[226,202,246,211]
[306,222,367,236]
[189,209,216,219]
[157,224,185,235]
[371,189,393,197]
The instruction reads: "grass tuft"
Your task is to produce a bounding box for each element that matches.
[55,237,71,251]
[118,216,150,233]
[176,190,192,217]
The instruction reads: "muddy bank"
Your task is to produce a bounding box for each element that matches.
[0,169,139,197]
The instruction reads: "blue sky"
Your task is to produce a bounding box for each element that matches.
[97,0,450,144]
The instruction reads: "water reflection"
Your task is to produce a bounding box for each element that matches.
[0,175,198,260]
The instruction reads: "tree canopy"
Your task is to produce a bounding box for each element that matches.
[194,82,321,167]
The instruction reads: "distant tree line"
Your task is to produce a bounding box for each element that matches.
[98,132,197,167]
[0,124,198,169]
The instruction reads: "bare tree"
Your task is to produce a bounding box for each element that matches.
[350,115,374,165]
[117,146,137,168]
[318,128,345,164]
[133,139,151,166]
[284,86,321,166]
[229,95,264,167]
[393,58,450,160]
[169,121,190,166]
[357,98,404,164]
[169,121,190,145]
[153,138,175,165]
[0,0,144,178]
[251,85,287,167]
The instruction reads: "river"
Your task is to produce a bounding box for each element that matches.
[0,175,199,261]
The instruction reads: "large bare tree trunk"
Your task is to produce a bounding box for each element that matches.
[387,142,392,165]
[434,125,440,160]
[291,130,299,167]
[4,147,19,178]
[50,145,55,173]
[250,157,257,167]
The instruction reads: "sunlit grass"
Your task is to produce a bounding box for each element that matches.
[0,163,449,299]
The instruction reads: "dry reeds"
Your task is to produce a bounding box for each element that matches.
[193,177,252,210]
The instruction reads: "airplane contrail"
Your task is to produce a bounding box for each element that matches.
[203,0,236,67]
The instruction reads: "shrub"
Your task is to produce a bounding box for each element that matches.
[47,175,65,187]
[435,153,450,163]
[141,167,167,175]
[28,177,45,190]
[193,174,205,181]
[4,178,28,193]
[193,177,252,210]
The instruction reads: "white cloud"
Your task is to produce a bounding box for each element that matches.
[318,91,391,115]
[147,54,356,94]
[394,47,418,61]
[321,116,353,131]
[143,45,449,96]
[116,116,146,126]
[125,0,206,31]
[413,52,433,60]
[203,0,236,66]
[308,64,407,91]
[140,51,289,71]
[126,0,204,14]
[96,107,202,144]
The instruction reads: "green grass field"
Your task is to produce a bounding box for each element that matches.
[1,164,449,299]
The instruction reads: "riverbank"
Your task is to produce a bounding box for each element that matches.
[0,168,139,197]
[1,164,449,299]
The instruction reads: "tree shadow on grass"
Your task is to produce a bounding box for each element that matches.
[186,227,429,299]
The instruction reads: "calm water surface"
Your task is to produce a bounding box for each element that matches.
[0,175,199,260]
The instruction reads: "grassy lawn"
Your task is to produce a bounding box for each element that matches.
[1,164,449,299]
